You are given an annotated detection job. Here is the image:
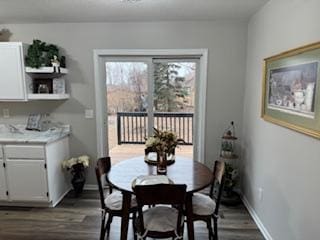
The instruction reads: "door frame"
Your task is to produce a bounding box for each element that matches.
[93,49,208,163]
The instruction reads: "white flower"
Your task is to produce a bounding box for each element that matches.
[78,155,90,168]
[61,155,90,170]
[146,137,158,147]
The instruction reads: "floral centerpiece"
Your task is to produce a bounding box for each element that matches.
[145,128,184,173]
[62,155,90,195]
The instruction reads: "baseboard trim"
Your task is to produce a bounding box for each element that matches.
[84,184,98,190]
[240,194,273,240]
[52,187,72,207]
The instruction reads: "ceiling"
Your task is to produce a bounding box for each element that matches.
[0,0,269,24]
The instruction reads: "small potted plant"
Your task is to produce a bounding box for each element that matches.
[62,155,90,196]
[145,128,184,173]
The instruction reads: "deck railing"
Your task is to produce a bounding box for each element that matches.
[117,112,193,145]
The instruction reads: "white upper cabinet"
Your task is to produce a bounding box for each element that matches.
[0,42,27,101]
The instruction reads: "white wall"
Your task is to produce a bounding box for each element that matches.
[242,0,320,239]
[0,21,247,183]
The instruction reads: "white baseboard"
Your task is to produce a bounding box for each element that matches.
[52,187,72,207]
[240,194,273,240]
[84,184,98,190]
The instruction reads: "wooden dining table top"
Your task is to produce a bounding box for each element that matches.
[108,156,213,193]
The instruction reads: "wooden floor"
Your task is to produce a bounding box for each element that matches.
[0,190,264,240]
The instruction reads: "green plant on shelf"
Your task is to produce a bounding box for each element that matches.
[25,39,66,68]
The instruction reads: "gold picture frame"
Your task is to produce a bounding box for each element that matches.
[261,42,320,138]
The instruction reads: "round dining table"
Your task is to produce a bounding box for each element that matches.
[108,156,213,240]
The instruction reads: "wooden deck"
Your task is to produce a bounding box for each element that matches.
[109,144,193,165]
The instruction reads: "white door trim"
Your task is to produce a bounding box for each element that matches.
[93,49,208,163]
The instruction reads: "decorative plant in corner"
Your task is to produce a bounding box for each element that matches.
[219,121,241,205]
[62,155,90,196]
[25,39,66,68]
[224,163,239,196]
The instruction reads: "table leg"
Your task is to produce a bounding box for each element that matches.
[186,192,195,240]
[120,191,131,240]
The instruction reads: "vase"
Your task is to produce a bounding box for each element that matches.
[305,83,315,112]
[157,151,167,174]
[37,84,49,94]
[71,163,86,196]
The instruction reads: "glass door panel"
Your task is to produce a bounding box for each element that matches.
[106,61,149,152]
[153,60,196,146]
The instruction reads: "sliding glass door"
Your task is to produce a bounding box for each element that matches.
[105,57,198,163]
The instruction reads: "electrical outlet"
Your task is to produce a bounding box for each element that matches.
[258,187,263,201]
[3,109,10,118]
[85,109,94,119]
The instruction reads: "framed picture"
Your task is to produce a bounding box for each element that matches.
[261,42,320,138]
[52,78,66,94]
[26,114,42,131]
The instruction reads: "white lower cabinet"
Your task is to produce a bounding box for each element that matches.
[6,159,48,202]
[0,159,7,200]
[0,137,70,207]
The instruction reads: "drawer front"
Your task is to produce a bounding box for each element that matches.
[5,145,45,159]
[0,145,3,159]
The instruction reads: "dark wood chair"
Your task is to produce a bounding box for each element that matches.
[134,184,187,239]
[95,157,137,240]
[188,161,225,240]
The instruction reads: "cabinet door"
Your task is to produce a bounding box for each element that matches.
[6,159,48,201]
[0,160,7,200]
[0,43,26,101]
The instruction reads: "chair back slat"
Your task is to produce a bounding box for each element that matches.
[214,161,225,184]
[134,184,186,205]
[209,161,226,214]
[134,184,187,236]
[95,157,112,209]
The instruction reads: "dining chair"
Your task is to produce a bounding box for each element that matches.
[95,157,138,240]
[188,160,225,240]
[133,184,187,240]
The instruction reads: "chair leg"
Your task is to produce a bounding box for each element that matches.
[105,213,113,238]
[206,218,214,240]
[100,210,107,240]
[132,212,137,240]
[213,218,218,240]
[181,219,185,239]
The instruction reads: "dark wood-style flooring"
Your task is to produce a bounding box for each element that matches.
[0,190,264,240]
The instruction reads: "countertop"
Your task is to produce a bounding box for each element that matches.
[0,124,71,144]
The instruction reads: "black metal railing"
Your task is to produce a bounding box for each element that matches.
[117,112,193,145]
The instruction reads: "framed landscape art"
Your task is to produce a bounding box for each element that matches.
[261,42,320,138]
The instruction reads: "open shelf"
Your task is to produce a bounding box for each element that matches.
[26,67,68,74]
[28,93,70,100]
